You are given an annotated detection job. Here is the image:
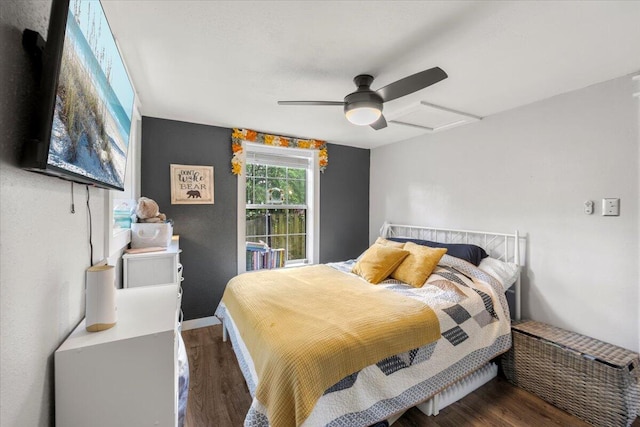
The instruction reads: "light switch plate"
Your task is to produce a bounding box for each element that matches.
[602,198,620,216]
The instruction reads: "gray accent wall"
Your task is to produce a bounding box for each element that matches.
[141,117,237,320]
[141,117,370,320]
[320,144,370,263]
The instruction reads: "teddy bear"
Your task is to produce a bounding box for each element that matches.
[135,197,167,223]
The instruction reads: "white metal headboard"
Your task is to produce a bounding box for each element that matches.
[381,222,524,320]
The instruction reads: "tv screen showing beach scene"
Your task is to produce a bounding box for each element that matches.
[48,0,134,190]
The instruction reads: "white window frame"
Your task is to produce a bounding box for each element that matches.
[237,141,320,273]
[105,103,141,259]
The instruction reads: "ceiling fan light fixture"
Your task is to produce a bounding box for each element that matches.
[278,67,447,131]
[344,102,382,126]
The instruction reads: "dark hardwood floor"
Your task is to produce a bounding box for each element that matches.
[182,325,638,427]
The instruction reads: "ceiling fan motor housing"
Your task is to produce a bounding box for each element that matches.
[344,75,384,123]
[344,91,383,113]
[344,91,383,125]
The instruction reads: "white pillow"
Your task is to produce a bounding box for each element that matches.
[478,257,520,290]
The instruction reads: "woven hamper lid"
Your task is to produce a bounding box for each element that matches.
[512,320,640,369]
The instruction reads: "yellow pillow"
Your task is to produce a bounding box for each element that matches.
[391,242,447,288]
[374,237,406,248]
[352,244,409,284]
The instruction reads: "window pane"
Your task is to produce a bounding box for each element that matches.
[253,178,266,204]
[246,163,254,176]
[253,164,267,178]
[270,235,286,252]
[246,177,253,204]
[266,178,285,188]
[287,209,306,234]
[246,209,266,236]
[268,209,287,236]
[267,165,286,178]
[286,179,306,205]
[287,168,305,180]
[288,235,306,261]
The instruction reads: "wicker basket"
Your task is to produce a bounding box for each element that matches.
[502,321,639,427]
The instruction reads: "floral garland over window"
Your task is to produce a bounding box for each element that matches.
[231,128,328,175]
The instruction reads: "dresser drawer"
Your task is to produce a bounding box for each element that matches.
[123,237,181,288]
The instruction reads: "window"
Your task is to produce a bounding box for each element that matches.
[237,142,319,273]
[246,163,307,262]
[106,114,141,258]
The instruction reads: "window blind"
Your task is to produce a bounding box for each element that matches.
[246,151,311,169]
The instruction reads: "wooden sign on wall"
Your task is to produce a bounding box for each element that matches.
[170,164,214,204]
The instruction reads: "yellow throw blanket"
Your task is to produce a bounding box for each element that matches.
[222,265,441,427]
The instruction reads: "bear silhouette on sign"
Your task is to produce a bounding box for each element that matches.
[186,190,201,199]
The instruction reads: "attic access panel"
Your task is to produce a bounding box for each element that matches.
[388,101,481,132]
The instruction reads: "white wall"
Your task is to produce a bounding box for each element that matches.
[0,1,139,425]
[636,75,640,350]
[370,75,639,351]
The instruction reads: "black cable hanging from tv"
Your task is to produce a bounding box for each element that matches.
[86,185,93,266]
[70,182,75,214]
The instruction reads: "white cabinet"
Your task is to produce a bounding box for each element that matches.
[123,236,182,288]
[55,284,181,427]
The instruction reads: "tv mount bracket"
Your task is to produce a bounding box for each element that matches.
[22,29,46,76]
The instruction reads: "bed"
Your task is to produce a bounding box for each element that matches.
[215,223,524,427]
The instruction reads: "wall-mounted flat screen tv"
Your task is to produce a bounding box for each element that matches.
[22,0,134,191]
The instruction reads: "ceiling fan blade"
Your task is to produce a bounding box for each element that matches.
[370,114,387,130]
[375,67,448,103]
[277,101,345,106]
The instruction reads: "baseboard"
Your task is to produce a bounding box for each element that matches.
[182,316,221,331]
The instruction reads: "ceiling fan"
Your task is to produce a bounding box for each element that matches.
[278,67,447,130]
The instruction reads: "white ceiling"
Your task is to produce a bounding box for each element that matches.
[101,1,640,149]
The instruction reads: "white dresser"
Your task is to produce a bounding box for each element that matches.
[55,284,182,427]
[123,236,182,288]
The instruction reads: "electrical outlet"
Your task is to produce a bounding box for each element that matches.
[584,200,594,215]
[602,198,620,216]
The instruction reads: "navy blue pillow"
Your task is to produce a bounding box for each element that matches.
[387,237,488,266]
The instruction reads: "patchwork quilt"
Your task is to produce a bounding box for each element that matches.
[215,254,512,427]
